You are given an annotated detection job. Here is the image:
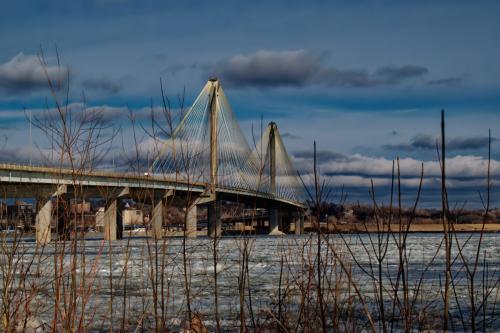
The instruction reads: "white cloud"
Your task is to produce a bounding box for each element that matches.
[311,154,495,179]
[0,53,68,94]
[296,153,497,190]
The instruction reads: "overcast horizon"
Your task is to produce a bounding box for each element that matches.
[1,0,500,208]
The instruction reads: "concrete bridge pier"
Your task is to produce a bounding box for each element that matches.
[36,199,52,245]
[295,213,305,235]
[103,199,118,241]
[104,187,129,241]
[208,200,221,238]
[269,207,304,235]
[186,204,198,238]
[185,195,216,238]
[151,198,164,240]
[150,190,173,239]
[269,206,280,234]
[36,185,67,245]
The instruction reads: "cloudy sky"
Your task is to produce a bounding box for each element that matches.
[1,0,500,207]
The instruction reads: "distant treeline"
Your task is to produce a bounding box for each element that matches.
[310,202,500,224]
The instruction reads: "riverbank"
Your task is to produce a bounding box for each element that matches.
[3,223,500,239]
[323,223,500,233]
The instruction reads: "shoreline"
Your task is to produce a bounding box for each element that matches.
[3,223,500,240]
[325,223,500,233]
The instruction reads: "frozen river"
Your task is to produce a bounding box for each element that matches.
[1,233,499,331]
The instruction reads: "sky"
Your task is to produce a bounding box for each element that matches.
[1,0,500,208]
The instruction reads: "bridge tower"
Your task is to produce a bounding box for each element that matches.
[208,78,222,237]
[209,78,219,194]
[265,121,305,234]
[269,122,277,195]
[268,122,280,232]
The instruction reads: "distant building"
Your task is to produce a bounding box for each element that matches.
[123,208,143,226]
[71,200,91,214]
[342,208,354,220]
[95,206,145,230]
[7,201,34,229]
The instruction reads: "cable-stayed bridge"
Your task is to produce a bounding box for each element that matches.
[0,79,306,244]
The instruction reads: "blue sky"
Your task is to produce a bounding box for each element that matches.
[1,0,500,207]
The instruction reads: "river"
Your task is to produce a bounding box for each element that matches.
[1,233,499,331]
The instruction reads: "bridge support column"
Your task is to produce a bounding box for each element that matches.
[151,198,164,239]
[104,199,118,241]
[187,195,214,238]
[36,199,52,245]
[208,200,221,238]
[295,214,304,235]
[186,204,198,238]
[150,190,173,239]
[36,185,67,245]
[104,187,129,241]
[269,206,279,234]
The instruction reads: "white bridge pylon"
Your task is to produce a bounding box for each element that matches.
[151,79,304,204]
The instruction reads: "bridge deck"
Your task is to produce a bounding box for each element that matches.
[0,163,305,208]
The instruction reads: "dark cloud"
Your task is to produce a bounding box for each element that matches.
[375,65,429,84]
[384,134,495,151]
[410,134,435,150]
[281,132,301,140]
[212,50,320,88]
[448,136,497,150]
[427,77,462,87]
[0,53,68,95]
[390,130,399,136]
[212,50,429,89]
[82,77,123,94]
